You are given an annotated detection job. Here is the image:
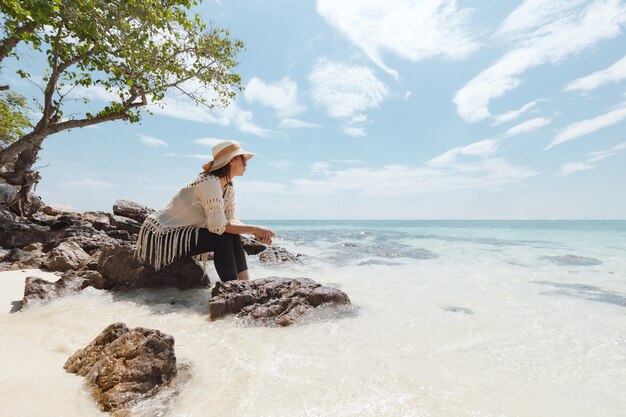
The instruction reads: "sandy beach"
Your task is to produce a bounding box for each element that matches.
[0,270,102,417]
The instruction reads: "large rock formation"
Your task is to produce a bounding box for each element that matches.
[64,323,177,415]
[97,243,209,290]
[209,278,351,326]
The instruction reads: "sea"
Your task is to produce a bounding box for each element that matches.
[1,220,625,417]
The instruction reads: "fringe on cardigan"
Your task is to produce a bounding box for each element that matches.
[136,215,201,271]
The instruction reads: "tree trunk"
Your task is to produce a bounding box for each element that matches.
[0,133,45,217]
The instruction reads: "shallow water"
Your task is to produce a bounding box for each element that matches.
[1,220,625,416]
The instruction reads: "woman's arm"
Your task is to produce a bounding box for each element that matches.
[224,222,276,244]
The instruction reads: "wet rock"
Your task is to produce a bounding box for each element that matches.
[43,241,91,272]
[0,248,44,271]
[112,199,154,223]
[64,323,177,415]
[543,254,603,266]
[443,306,474,315]
[241,235,267,255]
[79,270,106,290]
[22,275,91,308]
[209,277,351,326]
[97,243,209,290]
[258,246,302,264]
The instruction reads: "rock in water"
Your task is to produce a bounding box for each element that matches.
[22,275,91,308]
[209,277,351,326]
[258,246,302,264]
[64,323,177,415]
[240,235,267,255]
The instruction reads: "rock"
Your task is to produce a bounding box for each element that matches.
[0,205,50,248]
[105,229,131,241]
[23,242,43,251]
[80,270,106,290]
[43,241,91,272]
[64,323,177,415]
[64,234,120,254]
[41,204,75,216]
[542,254,603,266]
[108,214,142,235]
[82,211,111,231]
[209,277,351,326]
[86,250,101,270]
[22,275,91,308]
[241,235,267,255]
[97,243,209,290]
[258,246,302,264]
[0,181,18,204]
[112,200,154,223]
[0,248,44,271]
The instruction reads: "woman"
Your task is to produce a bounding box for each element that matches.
[136,140,275,282]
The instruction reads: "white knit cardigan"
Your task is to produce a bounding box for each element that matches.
[136,174,239,270]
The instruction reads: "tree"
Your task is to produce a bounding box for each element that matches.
[0,0,243,215]
[0,90,31,148]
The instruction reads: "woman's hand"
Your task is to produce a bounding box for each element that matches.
[254,226,275,245]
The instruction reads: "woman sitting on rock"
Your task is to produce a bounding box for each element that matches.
[136,140,275,281]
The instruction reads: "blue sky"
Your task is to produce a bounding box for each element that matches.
[5,0,626,219]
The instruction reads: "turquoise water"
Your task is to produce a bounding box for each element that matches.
[2,220,626,416]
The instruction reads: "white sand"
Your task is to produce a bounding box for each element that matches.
[0,269,103,417]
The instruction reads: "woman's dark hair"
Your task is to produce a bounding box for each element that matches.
[209,163,231,181]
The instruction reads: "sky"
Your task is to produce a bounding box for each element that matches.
[4,0,626,219]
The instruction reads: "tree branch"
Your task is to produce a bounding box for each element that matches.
[0,22,35,63]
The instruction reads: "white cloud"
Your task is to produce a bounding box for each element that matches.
[138,134,169,147]
[343,127,366,137]
[62,178,116,189]
[244,77,305,117]
[311,162,331,174]
[454,0,626,122]
[547,104,626,149]
[492,100,540,125]
[193,137,228,147]
[236,180,289,195]
[316,0,479,78]
[290,158,536,198]
[279,118,321,129]
[504,117,551,137]
[309,58,389,120]
[330,159,363,164]
[150,85,273,137]
[163,153,211,160]
[587,141,626,161]
[427,139,500,167]
[564,54,626,92]
[559,162,595,176]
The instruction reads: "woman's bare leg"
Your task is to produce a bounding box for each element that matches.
[238,270,249,280]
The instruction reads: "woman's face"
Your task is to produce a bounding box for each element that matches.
[229,155,247,177]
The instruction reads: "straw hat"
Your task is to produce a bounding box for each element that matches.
[202,140,255,172]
